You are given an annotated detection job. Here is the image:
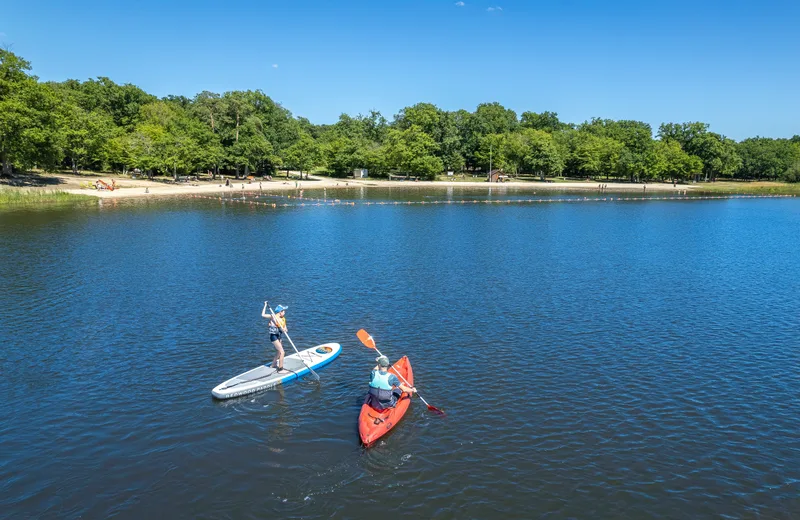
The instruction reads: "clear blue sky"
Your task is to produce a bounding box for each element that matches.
[3,0,799,140]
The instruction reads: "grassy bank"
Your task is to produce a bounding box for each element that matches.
[692,181,800,195]
[0,188,95,206]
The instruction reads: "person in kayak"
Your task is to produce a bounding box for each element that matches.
[263,303,288,373]
[365,355,416,410]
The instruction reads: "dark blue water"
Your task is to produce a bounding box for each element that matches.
[1,191,799,518]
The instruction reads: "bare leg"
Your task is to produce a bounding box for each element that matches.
[271,339,285,370]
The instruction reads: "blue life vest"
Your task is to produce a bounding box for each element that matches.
[367,370,398,408]
[369,370,393,390]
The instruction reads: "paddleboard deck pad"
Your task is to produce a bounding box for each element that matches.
[212,343,341,399]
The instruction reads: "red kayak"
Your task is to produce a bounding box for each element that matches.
[358,356,414,446]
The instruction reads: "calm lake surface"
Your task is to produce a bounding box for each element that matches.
[2,187,799,519]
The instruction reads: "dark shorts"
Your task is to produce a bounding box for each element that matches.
[270,333,282,343]
[364,388,403,411]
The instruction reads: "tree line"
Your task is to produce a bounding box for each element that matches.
[2,49,799,182]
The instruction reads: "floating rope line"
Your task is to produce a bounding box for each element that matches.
[189,193,796,208]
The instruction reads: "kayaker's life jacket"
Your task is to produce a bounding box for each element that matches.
[368,370,398,405]
[269,316,286,335]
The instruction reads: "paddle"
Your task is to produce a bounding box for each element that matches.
[267,302,320,381]
[356,328,444,415]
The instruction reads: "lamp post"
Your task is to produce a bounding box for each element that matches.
[489,143,493,181]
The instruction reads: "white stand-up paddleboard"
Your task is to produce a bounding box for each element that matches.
[212,343,341,399]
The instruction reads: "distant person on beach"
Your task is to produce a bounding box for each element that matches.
[263,303,289,373]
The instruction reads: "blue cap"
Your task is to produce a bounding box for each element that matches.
[274,305,288,313]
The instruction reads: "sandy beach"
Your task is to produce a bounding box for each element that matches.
[40,173,696,199]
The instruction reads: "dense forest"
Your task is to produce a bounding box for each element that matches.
[2,50,799,182]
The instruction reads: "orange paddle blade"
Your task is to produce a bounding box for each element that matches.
[356,329,376,349]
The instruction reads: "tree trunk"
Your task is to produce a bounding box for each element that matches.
[1,152,11,177]
[72,158,78,174]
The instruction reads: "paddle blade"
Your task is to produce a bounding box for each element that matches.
[356,329,376,349]
[427,404,446,416]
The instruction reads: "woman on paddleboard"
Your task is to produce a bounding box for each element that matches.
[366,356,416,410]
[263,302,288,373]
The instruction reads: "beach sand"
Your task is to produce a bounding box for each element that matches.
[22,173,695,199]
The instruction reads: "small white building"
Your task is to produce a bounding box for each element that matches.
[353,168,368,178]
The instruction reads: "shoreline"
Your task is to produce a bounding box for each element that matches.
[41,173,697,199]
[5,173,799,202]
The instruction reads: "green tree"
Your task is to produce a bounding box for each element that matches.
[0,50,62,175]
[384,125,442,179]
[395,103,441,137]
[581,118,653,181]
[653,139,701,182]
[691,133,741,181]
[475,133,509,173]
[520,111,568,133]
[737,138,800,180]
[464,103,517,169]
[521,129,563,180]
[561,132,623,179]
[657,122,709,149]
[322,136,368,178]
[283,132,320,179]
[73,77,155,129]
[59,103,115,173]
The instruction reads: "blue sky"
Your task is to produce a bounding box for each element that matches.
[2,0,799,139]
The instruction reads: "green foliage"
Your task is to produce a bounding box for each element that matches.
[1,49,798,186]
[475,133,508,172]
[384,125,442,179]
[283,132,321,177]
[560,131,623,178]
[520,129,563,179]
[782,160,800,182]
[651,140,702,181]
[322,136,364,177]
[520,111,568,133]
[737,138,800,180]
[0,50,63,175]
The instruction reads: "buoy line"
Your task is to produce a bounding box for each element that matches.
[189,193,796,208]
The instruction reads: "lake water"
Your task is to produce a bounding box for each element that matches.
[1,187,799,518]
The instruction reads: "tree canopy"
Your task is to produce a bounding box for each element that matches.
[1,49,798,183]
